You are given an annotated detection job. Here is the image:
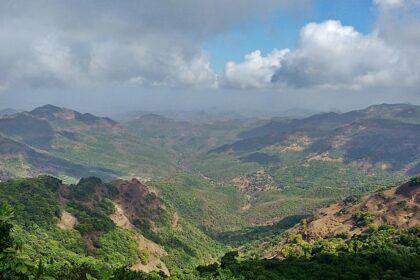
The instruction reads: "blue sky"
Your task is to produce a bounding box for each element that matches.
[1,0,419,112]
[204,0,376,73]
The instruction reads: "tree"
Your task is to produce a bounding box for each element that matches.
[221,251,239,269]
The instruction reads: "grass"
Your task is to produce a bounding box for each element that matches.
[190,153,260,181]
[243,190,330,225]
[151,174,247,233]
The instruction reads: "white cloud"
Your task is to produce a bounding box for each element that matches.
[0,0,306,92]
[273,20,406,89]
[225,12,420,91]
[0,23,217,90]
[223,49,289,89]
[0,0,419,100]
[374,0,405,8]
[87,41,216,88]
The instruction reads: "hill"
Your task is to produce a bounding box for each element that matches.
[213,104,420,172]
[196,104,420,224]
[0,175,224,276]
[1,103,419,230]
[0,105,178,182]
[252,177,420,260]
[1,177,418,279]
[0,108,19,116]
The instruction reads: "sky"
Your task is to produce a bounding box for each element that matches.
[0,0,419,115]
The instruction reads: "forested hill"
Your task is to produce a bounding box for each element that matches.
[0,104,178,181]
[0,176,419,279]
[0,175,223,278]
[213,103,420,175]
[255,176,420,260]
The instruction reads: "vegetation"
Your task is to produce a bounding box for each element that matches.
[410,176,420,186]
[150,174,247,233]
[2,201,418,279]
[0,175,226,276]
[1,104,420,279]
[0,104,412,226]
[352,212,376,227]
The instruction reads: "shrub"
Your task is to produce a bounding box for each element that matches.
[409,176,420,186]
[335,208,349,216]
[396,200,408,209]
[352,212,375,227]
[343,195,362,205]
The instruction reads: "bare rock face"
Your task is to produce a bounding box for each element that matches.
[263,179,420,259]
[57,211,78,230]
[56,176,172,276]
[109,202,169,276]
[297,182,420,240]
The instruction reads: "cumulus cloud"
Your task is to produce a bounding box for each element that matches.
[223,49,289,89]
[0,0,306,92]
[224,1,420,91]
[272,20,407,89]
[1,0,418,101]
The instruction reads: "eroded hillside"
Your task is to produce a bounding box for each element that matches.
[0,176,223,275]
[258,177,420,259]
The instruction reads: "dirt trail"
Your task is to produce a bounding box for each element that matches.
[57,211,78,230]
[171,212,181,230]
[241,194,252,211]
[109,203,170,276]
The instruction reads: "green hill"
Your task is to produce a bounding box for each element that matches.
[0,175,224,277]
[1,103,419,230]
[0,177,418,279]
[0,105,179,182]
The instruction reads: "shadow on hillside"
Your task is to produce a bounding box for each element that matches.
[211,214,308,245]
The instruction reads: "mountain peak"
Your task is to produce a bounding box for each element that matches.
[30,104,65,117]
[28,104,119,126]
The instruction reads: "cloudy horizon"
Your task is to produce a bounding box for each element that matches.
[0,0,419,115]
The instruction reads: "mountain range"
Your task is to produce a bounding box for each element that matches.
[1,103,419,227]
[0,103,420,278]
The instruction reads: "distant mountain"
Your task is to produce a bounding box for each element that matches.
[1,103,418,228]
[0,108,19,116]
[212,104,420,175]
[128,113,198,137]
[0,104,177,181]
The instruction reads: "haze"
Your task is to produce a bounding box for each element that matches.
[0,0,420,115]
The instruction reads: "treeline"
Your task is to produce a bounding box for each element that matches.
[1,202,419,279]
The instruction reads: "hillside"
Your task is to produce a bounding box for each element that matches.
[254,177,420,259]
[194,104,420,224]
[0,108,19,116]
[1,176,418,279]
[0,175,224,276]
[1,103,419,231]
[213,104,420,173]
[0,105,178,182]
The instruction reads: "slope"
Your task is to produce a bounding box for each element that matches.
[0,176,224,275]
[256,177,420,259]
[0,105,178,182]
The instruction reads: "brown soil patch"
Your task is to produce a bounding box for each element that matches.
[307,152,343,163]
[57,211,78,230]
[268,134,312,152]
[109,203,169,276]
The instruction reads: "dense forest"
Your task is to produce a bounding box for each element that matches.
[0,175,419,279]
[1,202,419,279]
[1,104,420,279]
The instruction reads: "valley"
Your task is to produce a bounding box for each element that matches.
[0,103,419,279]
